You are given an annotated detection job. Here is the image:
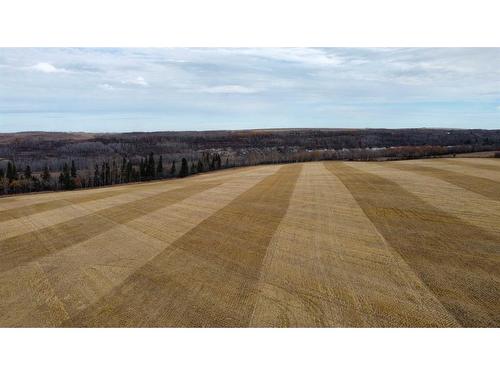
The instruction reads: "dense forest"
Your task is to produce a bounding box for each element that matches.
[1,128,499,195]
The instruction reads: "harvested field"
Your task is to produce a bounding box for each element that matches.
[1,159,499,327]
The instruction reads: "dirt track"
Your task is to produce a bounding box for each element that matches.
[1,159,499,327]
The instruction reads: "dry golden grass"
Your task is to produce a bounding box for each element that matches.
[0,160,499,327]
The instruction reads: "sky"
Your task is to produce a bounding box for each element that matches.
[0,48,499,132]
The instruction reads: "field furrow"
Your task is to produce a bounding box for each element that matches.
[0,261,69,327]
[250,162,459,327]
[327,162,500,327]
[63,164,301,327]
[0,187,158,223]
[35,166,279,319]
[0,182,182,241]
[1,159,499,327]
[0,166,269,242]
[352,162,500,236]
[412,159,500,182]
[440,158,500,173]
[0,180,223,273]
[387,162,500,201]
[0,166,279,326]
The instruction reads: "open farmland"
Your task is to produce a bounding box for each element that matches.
[0,158,499,327]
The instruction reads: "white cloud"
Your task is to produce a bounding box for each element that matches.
[98,83,115,91]
[198,85,260,94]
[121,76,149,86]
[30,62,66,73]
[2,48,500,131]
[230,48,344,66]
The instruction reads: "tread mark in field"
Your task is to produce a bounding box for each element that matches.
[62,164,302,327]
[0,189,136,223]
[438,159,500,173]
[0,180,223,273]
[388,163,500,201]
[325,162,500,328]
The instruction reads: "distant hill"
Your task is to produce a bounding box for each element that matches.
[1,128,499,172]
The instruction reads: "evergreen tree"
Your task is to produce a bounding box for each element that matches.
[148,152,155,179]
[157,155,163,177]
[6,162,15,182]
[179,158,189,178]
[6,161,19,182]
[132,167,139,181]
[105,162,111,185]
[24,165,32,179]
[126,160,133,182]
[121,157,127,182]
[203,152,210,165]
[70,160,77,178]
[197,159,204,173]
[140,158,146,180]
[170,160,176,175]
[31,176,41,191]
[61,162,71,189]
[42,165,51,183]
[12,162,17,180]
[190,162,196,174]
[58,172,65,186]
[112,160,118,184]
[0,168,4,179]
[94,164,100,186]
[101,162,106,185]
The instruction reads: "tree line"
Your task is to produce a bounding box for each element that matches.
[3,128,500,173]
[0,152,226,195]
[1,141,498,196]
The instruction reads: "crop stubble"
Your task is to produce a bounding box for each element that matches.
[0,159,499,327]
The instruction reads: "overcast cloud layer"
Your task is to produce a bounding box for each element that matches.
[0,48,499,132]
